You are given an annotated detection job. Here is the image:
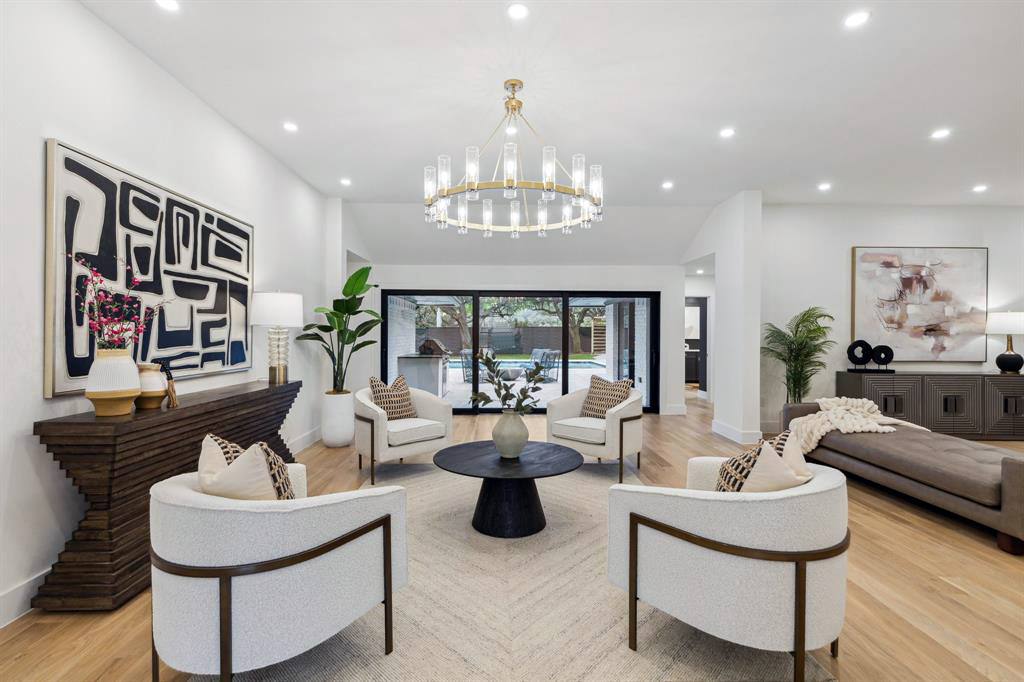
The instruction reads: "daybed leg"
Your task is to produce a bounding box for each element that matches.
[830,637,839,658]
[219,576,232,681]
[358,453,362,470]
[628,514,638,651]
[997,532,1024,555]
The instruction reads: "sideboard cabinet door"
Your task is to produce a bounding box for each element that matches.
[923,376,984,435]
[862,375,923,425]
[984,376,1024,438]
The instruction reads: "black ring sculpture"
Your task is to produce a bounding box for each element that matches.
[872,344,894,366]
[847,340,873,366]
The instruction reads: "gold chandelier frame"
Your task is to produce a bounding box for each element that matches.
[424,79,603,234]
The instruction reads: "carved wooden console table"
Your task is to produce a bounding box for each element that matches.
[32,380,302,611]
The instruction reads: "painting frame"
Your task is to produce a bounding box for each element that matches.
[44,139,254,397]
[850,245,988,362]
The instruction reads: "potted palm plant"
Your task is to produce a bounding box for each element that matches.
[761,306,836,404]
[471,352,546,458]
[297,266,381,447]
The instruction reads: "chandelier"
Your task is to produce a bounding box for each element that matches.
[423,79,603,238]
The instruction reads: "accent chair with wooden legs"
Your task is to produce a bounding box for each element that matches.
[149,465,407,681]
[546,387,643,483]
[355,386,453,485]
[608,458,849,682]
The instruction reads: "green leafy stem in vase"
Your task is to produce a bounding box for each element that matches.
[470,352,545,415]
[296,266,381,394]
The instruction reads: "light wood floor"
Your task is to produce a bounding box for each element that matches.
[1,391,1022,682]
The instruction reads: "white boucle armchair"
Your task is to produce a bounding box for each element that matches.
[355,386,452,484]
[149,464,407,681]
[546,387,643,483]
[608,458,849,682]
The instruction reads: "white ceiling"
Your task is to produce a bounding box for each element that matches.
[82,0,1024,263]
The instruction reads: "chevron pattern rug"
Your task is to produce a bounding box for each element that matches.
[195,461,834,681]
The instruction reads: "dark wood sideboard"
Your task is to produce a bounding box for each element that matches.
[836,371,1024,439]
[32,380,302,611]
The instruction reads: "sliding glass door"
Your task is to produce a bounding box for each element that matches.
[479,295,563,409]
[381,290,659,413]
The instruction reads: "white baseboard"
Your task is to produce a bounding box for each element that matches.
[288,426,322,453]
[696,390,709,401]
[0,569,49,628]
[662,402,686,415]
[711,419,762,445]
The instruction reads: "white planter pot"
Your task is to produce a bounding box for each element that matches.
[492,409,529,459]
[85,349,142,417]
[322,391,355,447]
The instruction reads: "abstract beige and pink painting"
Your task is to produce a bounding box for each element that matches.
[852,246,988,361]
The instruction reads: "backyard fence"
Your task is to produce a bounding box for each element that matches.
[416,327,593,354]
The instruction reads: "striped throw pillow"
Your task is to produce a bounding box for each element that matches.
[369,376,418,420]
[580,375,633,419]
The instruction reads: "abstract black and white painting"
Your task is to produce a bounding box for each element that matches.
[851,246,987,362]
[45,140,253,396]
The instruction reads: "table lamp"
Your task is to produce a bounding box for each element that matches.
[252,292,304,384]
[986,311,1024,375]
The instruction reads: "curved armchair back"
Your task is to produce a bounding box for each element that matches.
[150,471,407,675]
[608,464,847,652]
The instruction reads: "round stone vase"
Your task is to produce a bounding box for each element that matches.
[492,409,528,459]
[322,391,355,447]
[85,348,141,417]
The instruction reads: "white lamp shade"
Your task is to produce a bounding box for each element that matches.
[252,292,304,327]
[986,311,1024,335]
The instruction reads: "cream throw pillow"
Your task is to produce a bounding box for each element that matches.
[198,435,294,501]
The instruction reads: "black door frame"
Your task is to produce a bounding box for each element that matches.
[380,289,660,414]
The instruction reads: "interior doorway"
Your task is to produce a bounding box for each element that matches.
[685,297,708,392]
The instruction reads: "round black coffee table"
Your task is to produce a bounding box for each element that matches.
[433,441,583,538]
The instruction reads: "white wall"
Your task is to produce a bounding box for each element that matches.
[682,191,763,443]
[0,0,327,625]
[368,264,688,415]
[684,275,715,401]
[760,204,1024,431]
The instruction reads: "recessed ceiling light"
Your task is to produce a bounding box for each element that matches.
[930,127,951,140]
[696,269,705,275]
[818,182,832,192]
[506,125,517,135]
[843,11,870,29]
[507,3,529,19]
[972,184,988,193]
[155,0,180,11]
[661,180,674,190]
[339,178,352,186]
[719,127,736,139]
[282,121,298,132]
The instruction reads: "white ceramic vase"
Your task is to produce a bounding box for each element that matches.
[135,362,168,410]
[85,349,141,417]
[492,409,529,459]
[322,391,355,447]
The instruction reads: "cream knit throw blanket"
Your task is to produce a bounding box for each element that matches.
[786,397,927,464]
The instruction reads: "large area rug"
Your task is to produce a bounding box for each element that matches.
[196,461,834,681]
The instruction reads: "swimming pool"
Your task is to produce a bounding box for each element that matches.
[447,359,606,369]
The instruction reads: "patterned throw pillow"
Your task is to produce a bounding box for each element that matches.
[370,376,418,420]
[716,442,763,492]
[210,434,244,464]
[580,375,633,419]
[257,442,295,500]
[198,434,295,501]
